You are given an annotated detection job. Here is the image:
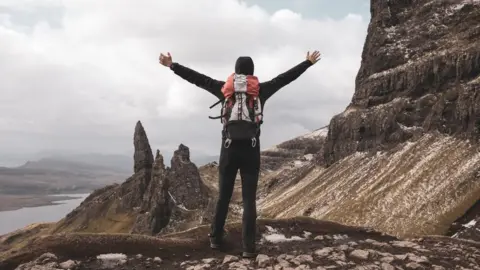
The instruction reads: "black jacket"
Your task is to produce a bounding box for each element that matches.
[169,60,313,137]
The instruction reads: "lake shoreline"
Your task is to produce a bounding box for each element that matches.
[0,193,90,235]
[0,194,86,212]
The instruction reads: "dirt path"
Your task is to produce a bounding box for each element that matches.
[3,218,479,270]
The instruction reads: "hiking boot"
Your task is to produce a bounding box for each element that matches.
[208,233,223,249]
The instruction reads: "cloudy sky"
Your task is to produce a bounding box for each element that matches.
[0,0,370,166]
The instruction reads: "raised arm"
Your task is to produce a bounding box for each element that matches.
[260,51,321,101]
[159,52,224,100]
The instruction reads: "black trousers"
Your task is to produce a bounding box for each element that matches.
[210,138,260,251]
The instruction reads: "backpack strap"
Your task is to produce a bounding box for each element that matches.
[208,114,226,120]
[209,98,224,109]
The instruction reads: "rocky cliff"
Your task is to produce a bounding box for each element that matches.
[258,0,480,240]
[260,132,480,238]
[50,121,212,235]
[324,0,480,165]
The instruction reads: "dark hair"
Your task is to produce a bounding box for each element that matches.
[235,56,254,75]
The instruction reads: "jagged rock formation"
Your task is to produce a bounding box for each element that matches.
[133,122,154,174]
[168,144,209,210]
[2,218,479,270]
[50,121,212,236]
[324,0,480,165]
[131,150,170,235]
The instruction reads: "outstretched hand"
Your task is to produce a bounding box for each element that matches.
[306,51,321,64]
[159,52,173,67]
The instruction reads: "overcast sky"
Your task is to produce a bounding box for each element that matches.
[0,0,370,166]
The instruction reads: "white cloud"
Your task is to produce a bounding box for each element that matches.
[0,0,368,164]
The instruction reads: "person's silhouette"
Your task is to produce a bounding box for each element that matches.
[159,50,321,257]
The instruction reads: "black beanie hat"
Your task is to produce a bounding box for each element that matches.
[235,56,254,75]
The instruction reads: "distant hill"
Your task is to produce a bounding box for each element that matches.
[29,153,133,173]
[0,155,131,195]
[0,149,220,196]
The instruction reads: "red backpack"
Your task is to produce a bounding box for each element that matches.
[209,73,263,147]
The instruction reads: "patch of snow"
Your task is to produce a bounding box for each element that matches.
[97,253,127,260]
[463,219,477,228]
[262,226,305,243]
[385,26,397,33]
[304,154,314,161]
[264,233,305,243]
[385,26,397,39]
[333,234,349,240]
[453,3,466,11]
[300,127,328,139]
[264,233,304,243]
[293,160,305,168]
[368,50,448,80]
[451,218,477,238]
[398,123,422,131]
[468,75,480,85]
[264,145,280,152]
[342,106,358,117]
[447,0,480,16]
[97,253,127,268]
[168,191,194,211]
[265,225,275,232]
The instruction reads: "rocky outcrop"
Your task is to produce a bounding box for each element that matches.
[130,150,170,235]
[449,200,480,242]
[261,126,327,171]
[133,122,154,174]
[168,144,209,210]
[260,133,480,238]
[3,218,479,270]
[51,121,212,236]
[254,1,480,241]
[323,0,480,165]
[256,127,328,208]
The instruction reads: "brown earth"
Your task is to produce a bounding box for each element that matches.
[2,218,479,270]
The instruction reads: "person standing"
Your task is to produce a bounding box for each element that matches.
[159,51,321,257]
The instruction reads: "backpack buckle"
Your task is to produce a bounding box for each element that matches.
[251,137,257,147]
[224,138,232,149]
